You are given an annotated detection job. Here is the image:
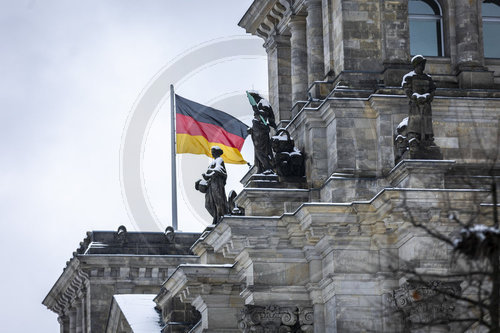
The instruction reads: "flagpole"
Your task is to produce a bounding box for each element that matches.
[170,84,178,231]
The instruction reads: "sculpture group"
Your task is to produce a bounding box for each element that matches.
[196,56,443,224]
[247,91,305,177]
[195,91,305,224]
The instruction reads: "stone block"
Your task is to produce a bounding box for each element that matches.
[457,70,494,89]
[388,160,455,189]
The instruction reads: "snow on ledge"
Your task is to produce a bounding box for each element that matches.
[114,294,162,332]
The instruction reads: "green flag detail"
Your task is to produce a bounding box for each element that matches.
[246,91,257,107]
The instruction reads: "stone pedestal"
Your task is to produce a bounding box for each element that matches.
[409,143,443,160]
[388,160,456,189]
[457,69,494,89]
[243,173,307,189]
[236,187,310,216]
[243,173,279,188]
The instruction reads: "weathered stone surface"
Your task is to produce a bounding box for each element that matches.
[43,230,201,332]
[45,1,500,332]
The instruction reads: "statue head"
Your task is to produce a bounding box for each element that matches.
[211,146,223,158]
[411,55,426,74]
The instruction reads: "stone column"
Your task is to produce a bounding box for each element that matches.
[58,315,70,333]
[192,294,242,332]
[289,15,308,108]
[455,0,493,88]
[455,0,481,68]
[68,308,77,333]
[306,251,325,333]
[80,297,86,333]
[264,34,292,124]
[75,302,83,333]
[382,0,411,86]
[321,0,334,75]
[305,0,325,88]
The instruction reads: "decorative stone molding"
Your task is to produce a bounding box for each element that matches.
[46,267,90,317]
[390,280,462,327]
[238,305,313,333]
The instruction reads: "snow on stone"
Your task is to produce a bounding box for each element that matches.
[412,92,431,99]
[114,294,162,333]
[272,133,293,141]
[401,71,416,87]
[456,224,500,243]
[212,157,226,174]
[258,98,271,107]
[397,117,408,131]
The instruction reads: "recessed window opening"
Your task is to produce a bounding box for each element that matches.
[482,2,500,58]
[409,0,444,56]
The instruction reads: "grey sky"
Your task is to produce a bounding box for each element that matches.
[0,0,266,330]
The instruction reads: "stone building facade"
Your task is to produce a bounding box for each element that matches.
[45,0,500,332]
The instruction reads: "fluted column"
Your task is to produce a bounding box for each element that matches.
[305,0,325,87]
[289,15,308,107]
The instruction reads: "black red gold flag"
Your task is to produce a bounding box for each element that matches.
[175,94,248,164]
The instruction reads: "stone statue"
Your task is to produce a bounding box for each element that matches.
[227,190,245,216]
[246,91,277,174]
[401,55,442,160]
[271,129,305,178]
[194,146,228,224]
[394,117,409,164]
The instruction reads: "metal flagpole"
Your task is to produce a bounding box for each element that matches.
[170,84,178,230]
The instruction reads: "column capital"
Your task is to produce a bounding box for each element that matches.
[304,0,322,9]
[263,33,291,51]
[57,315,69,325]
[288,14,307,28]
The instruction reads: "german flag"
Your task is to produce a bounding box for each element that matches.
[175,94,249,164]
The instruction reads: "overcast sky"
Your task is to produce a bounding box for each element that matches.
[0,0,266,330]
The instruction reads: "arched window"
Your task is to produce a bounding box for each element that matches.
[482,2,500,58]
[409,0,444,56]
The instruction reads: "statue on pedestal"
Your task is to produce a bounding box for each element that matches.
[194,146,228,224]
[401,55,442,160]
[246,91,277,174]
[271,129,305,178]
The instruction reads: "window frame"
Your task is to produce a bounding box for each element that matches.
[482,2,500,58]
[409,0,445,57]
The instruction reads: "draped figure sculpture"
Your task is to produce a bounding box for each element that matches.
[401,55,442,160]
[246,91,277,174]
[194,146,228,224]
